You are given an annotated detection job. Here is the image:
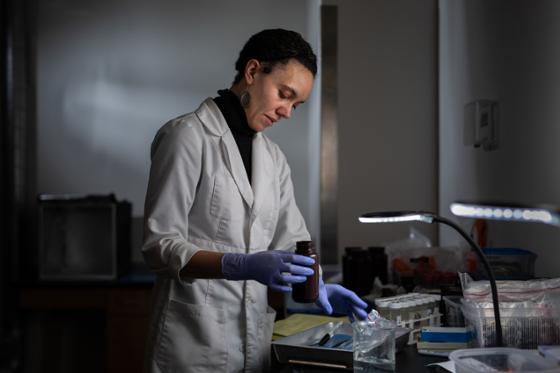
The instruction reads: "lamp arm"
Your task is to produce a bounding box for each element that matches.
[432,215,503,347]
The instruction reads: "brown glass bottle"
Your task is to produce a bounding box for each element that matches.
[292,241,319,303]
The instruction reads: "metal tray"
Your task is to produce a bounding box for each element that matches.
[272,321,411,370]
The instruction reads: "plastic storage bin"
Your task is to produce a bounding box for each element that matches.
[462,302,560,348]
[477,248,537,280]
[460,275,560,349]
[450,348,560,373]
[442,296,465,327]
[375,293,441,343]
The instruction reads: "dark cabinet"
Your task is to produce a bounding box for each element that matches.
[20,286,152,373]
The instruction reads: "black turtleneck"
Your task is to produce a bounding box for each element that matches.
[213,89,256,184]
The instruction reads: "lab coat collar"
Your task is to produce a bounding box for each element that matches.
[196,98,255,208]
[252,133,274,217]
[195,98,229,136]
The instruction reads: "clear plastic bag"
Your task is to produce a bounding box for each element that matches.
[460,272,560,306]
[352,310,396,371]
[385,227,469,287]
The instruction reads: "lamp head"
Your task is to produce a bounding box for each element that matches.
[450,201,560,227]
[359,211,436,224]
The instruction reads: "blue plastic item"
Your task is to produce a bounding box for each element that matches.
[321,334,352,349]
[420,327,471,343]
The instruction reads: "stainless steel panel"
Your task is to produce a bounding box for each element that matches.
[273,321,352,369]
[272,321,411,369]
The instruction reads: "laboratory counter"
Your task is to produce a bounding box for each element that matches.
[21,284,448,373]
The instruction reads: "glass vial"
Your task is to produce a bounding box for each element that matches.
[292,240,319,303]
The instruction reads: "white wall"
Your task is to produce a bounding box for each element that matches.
[36,0,439,265]
[439,0,560,277]
[36,0,321,259]
[333,0,438,258]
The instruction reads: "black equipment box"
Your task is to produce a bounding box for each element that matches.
[38,194,131,281]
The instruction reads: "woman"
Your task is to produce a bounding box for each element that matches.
[142,29,367,373]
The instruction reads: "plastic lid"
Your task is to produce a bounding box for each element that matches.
[450,348,560,373]
[374,299,388,307]
[415,297,428,306]
[482,247,537,256]
[410,299,421,307]
[389,302,402,309]
[401,300,414,309]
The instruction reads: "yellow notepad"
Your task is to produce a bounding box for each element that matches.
[272,313,348,340]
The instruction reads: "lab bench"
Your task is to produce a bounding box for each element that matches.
[20,285,448,372]
[19,283,152,373]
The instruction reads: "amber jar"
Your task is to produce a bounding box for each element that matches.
[292,241,319,303]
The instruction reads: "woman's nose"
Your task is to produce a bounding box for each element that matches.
[277,104,292,119]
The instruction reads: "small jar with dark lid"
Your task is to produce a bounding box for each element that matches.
[292,241,319,303]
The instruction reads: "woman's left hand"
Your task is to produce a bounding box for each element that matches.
[315,279,368,321]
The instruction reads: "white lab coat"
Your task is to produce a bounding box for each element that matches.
[142,98,310,373]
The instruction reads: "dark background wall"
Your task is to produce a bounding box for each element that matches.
[439,0,560,278]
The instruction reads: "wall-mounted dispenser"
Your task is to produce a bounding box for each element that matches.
[464,100,499,151]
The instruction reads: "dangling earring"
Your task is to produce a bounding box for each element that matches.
[240,91,251,107]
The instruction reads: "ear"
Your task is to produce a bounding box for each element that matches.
[244,59,260,85]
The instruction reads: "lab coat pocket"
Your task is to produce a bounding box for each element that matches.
[155,299,227,373]
[261,198,279,236]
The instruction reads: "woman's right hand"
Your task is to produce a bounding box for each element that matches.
[221,250,315,292]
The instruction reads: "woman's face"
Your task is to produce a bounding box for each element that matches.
[243,59,314,132]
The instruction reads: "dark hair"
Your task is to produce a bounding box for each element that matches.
[233,29,317,84]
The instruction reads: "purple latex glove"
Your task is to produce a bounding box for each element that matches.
[315,279,368,321]
[222,250,315,292]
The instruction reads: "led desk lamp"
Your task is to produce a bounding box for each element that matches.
[450,201,560,227]
[359,211,504,347]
